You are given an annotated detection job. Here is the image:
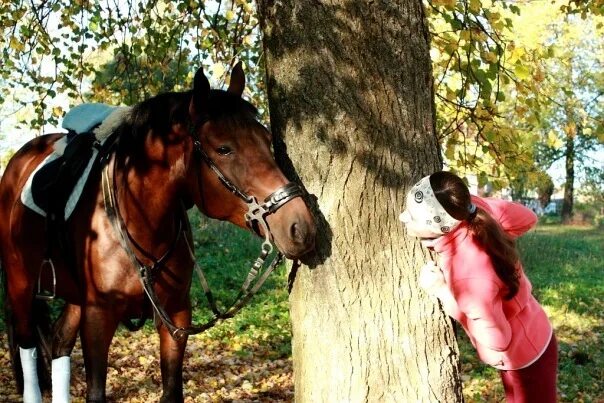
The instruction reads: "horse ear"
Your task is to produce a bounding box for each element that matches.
[190,66,210,120]
[227,62,245,96]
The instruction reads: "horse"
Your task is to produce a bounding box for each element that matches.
[0,63,316,402]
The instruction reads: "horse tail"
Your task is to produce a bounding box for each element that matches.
[1,261,53,393]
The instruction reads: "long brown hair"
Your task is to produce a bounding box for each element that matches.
[430,171,520,299]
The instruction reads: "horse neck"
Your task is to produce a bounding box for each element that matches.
[114,153,185,249]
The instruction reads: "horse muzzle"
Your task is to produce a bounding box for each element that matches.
[243,182,316,259]
[265,197,316,259]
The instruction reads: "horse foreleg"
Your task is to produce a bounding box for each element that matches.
[51,303,80,403]
[157,308,191,403]
[80,305,119,403]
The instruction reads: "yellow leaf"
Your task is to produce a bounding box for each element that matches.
[211,62,225,80]
[9,36,24,52]
[446,89,456,102]
[225,10,235,20]
[489,12,501,22]
[431,0,455,8]
[242,35,254,46]
[52,106,63,117]
[534,67,545,82]
[564,123,576,137]
[514,64,530,80]
[515,106,528,116]
[469,0,481,13]
[508,46,525,64]
[484,51,498,63]
[547,131,563,149]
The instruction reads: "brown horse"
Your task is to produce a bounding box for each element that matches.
[0,64,316,402]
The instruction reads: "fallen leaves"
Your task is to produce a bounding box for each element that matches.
[0,330,294,402]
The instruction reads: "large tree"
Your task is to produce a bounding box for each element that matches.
[257,1,463,400]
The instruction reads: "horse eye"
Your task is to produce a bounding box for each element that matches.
[216,145,233,155]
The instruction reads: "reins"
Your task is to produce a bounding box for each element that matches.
[101,125,303,340]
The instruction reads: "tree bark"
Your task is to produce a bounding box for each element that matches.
[257,1,463,401]
[561,123,576,223]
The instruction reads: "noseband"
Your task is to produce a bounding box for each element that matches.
[192,139,303,255]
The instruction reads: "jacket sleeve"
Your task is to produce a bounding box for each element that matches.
[453,279,512,351]
[474,196,538,238]
[432,285,462,319]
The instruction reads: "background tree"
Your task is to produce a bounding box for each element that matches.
[427,0,532,186]
[532,19,603,222]
[508,168,555,206]
[257,1,462,400]
[428,0,604,212]
[486,3,604,222]
[577,165,604,225]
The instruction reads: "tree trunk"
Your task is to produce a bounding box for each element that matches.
[561,123,576,223]
[257,1,463,401]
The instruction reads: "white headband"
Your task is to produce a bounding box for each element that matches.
[405,175,460,234]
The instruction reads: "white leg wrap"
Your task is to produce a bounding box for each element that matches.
[19,347,42,403]
[52,356,71,403]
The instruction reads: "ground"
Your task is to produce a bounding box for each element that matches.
[0,222,602,402]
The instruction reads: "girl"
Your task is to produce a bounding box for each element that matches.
[399,171,557,402]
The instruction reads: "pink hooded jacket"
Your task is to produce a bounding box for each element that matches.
[431,196,552,370]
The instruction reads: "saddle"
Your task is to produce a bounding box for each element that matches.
[22,104,128,220]
[31,131,99,219]
[20,104,129,299]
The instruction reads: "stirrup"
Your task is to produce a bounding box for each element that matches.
[36,259,56,301]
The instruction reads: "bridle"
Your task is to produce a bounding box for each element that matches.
[192,139,303,255]
[101,120,305,340]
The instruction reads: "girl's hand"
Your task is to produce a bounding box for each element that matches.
[419,261,445,294]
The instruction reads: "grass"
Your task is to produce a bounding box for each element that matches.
[1,214,602,401]
[183,212,293,360]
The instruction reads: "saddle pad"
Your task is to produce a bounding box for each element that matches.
[20,106,131,219]
[62,103,117,134]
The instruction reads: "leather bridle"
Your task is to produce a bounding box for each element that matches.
[101,121,305,339]
[192,138,303,255]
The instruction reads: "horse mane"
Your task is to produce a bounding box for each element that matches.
[115,89,259,158]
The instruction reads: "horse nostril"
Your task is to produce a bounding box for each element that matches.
[289,221,307,244]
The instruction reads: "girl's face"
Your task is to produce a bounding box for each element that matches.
[399,191,442,239]
[399,209,441,239]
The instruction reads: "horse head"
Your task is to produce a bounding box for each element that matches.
[185,64,316,259]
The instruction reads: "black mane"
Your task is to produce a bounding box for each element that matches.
[116,89,259,157]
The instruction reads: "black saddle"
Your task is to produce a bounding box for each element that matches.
[31,131,99,219]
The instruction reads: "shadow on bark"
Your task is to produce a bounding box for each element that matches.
[259,1,441,190]
[273,132,333,287]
